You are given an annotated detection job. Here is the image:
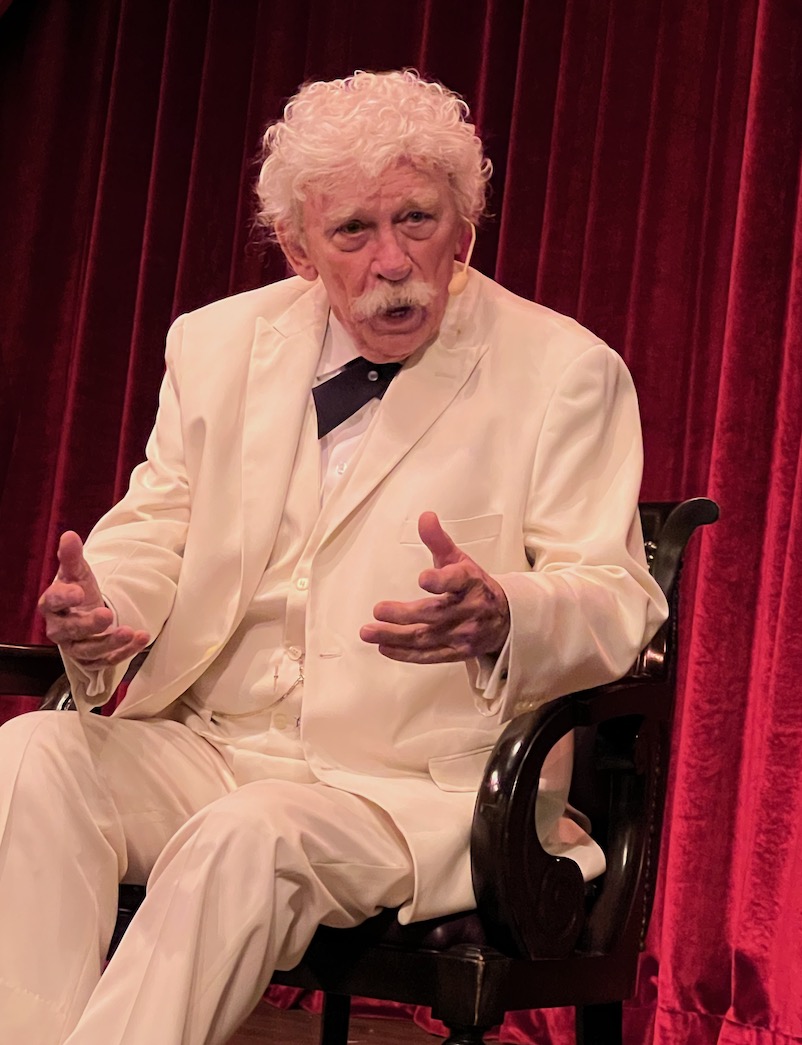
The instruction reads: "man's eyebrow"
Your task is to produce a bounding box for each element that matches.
[324,194,442,230]
[397,194,440,212]
[325,208,369,229]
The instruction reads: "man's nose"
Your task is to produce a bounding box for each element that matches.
[372,228,411,281]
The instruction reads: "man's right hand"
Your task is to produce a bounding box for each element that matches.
[37,531,150,671]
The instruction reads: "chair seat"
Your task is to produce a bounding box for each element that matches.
[333,907,490,951]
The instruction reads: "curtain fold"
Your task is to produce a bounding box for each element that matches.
[644,3,802,1041]
[1,1,800,1041]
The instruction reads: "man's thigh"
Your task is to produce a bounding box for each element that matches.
[0,710,236,882]
[151,779,415,929]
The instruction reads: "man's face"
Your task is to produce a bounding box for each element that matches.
[279,162,467,363]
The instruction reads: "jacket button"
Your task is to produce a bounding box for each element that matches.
[287,645,303,660]
[273,713,288,730]
[295,577,309,591]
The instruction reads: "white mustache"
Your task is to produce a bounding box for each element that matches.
[351,279,434,321]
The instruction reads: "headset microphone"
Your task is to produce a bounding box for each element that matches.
[447,222,477,296]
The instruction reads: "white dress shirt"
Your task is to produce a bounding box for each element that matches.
[316,311,383,504]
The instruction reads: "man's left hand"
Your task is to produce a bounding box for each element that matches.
[359,511,510,663]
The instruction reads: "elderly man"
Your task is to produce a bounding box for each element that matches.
[0,71,666,1044]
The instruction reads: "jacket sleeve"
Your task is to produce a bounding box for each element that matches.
[61,316,191,707]
[469,343,668,722]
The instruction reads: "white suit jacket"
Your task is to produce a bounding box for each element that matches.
[66,269,667,921]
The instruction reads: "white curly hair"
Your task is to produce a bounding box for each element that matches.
[256,69,491,239]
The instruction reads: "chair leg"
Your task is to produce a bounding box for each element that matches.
[320,992,351,1045]
[443,1026,489,1044]
[575,1001,623,1045]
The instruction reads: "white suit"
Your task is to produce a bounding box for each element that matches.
[68,267,666,917]
[0,268,666,1043]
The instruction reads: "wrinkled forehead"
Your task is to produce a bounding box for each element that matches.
[293,158,458,232]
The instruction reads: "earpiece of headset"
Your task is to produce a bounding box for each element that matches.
[447,221,477,296]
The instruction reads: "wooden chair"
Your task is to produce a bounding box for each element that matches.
[0,497,718,1045]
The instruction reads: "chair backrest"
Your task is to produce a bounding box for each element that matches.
[569,498,718,954]
[568,498,717,819]
[632,499,718,679]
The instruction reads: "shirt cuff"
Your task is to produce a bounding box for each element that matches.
[465,632,512,717]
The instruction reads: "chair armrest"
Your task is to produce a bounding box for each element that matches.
[40,676,78,711]
[0,643,150,713]
[471,676,671,960]
[0,643,65,698]
[0,643,80,710]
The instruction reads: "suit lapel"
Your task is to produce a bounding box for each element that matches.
[310,276,489,549]
[236,281,328,613]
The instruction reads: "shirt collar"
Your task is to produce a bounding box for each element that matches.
[316,311,360,381]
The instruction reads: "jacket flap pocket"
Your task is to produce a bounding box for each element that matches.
[428,745,495,792]
[400,514,502,546]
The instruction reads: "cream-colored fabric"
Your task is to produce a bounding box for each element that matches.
[0,711,412,1045]
[179,313,364,735]
[62,268,668,920]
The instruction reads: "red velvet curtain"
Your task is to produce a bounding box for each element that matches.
[1,1,801,1042]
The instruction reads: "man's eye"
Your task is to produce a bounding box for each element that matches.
[337,221,365,235]
[405,211,431,224]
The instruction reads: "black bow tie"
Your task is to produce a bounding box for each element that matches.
[312,356,402,439]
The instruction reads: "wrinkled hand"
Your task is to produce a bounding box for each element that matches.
[37,531,150,671]
[360,511,510,663]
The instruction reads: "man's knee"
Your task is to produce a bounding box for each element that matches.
[0,710,81,769]
[0,710,110,813]
[151,782,337,895]
[182,782,314,852]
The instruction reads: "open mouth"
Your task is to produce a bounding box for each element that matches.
[352,278,434,324]
[376,303,424,325]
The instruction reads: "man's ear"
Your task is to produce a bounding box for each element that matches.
[454,219,474,261]
[276,224,319,282]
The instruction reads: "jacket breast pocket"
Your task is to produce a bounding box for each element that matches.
[427,746,496,793]
[399,514,502,546]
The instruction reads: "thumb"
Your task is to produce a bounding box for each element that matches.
[418,511,460,569]
[57,531,96,589]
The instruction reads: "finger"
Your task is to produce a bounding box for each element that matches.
[376,643,466,664]
[56,531,91,584]
[361,620,474,651]
[360,621,426,647]
[363,608,509,659]
[418,561,475,597]
[38,582,89,615]
[418,511,461,569]
[63,626,141,660]
[70,631,150,671]
[371,594,460,626]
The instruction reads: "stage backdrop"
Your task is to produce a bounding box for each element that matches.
[1,1,800,1042]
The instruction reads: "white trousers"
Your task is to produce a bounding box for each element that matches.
[0,711,414,1044]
